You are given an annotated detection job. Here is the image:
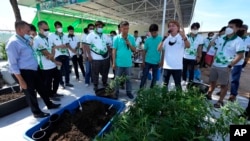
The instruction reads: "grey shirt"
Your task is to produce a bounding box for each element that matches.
[6,34,38,74]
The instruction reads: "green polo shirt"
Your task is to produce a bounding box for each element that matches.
[113,34,136,67]
[144,35,162,64]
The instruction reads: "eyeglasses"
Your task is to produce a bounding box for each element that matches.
[43,29,50,31]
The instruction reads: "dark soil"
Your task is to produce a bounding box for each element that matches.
[48,100,117,141]
[0,92,24,104]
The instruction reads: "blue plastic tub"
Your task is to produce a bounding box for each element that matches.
[23,95,125,141]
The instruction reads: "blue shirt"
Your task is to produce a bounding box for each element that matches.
[144,35,162,64]
[113,34,136,67]
[6,34,38,74]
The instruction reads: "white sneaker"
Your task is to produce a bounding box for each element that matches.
[181,81,187,86]
[85,84,89,87]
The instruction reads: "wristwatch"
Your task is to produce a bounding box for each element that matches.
[227,65,232,68]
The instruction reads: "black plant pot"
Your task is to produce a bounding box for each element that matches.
[0,86,28,117]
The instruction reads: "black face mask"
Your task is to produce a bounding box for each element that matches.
[236,30,245,37]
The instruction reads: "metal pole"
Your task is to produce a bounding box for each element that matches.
[161,0,167,37]
[174,8,176,20]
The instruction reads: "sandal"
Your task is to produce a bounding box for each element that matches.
[228,95,236,102]
[214,101,224,108]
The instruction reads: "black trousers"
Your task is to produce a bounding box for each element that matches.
[182,58,196,82]
[55,55,70,84]
[91,58,110,85]
[163,69,182,91]
[200,51,207,67]
[71,55,85,79]
[19,69,53,114]
[40,67,60,96]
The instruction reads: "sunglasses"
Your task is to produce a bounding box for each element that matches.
[43,29,50,31]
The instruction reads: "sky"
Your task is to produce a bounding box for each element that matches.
[0,0,250,32]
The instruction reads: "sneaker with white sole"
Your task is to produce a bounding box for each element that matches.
[85,84,89,87]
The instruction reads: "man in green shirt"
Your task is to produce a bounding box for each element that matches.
[112,21,136,99]
[140,24,162,88]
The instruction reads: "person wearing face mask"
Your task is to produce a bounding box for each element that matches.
[206,19,245,108]
[33,20,62,101]
[240,25,250,71]
[49,21,74,89]
[113,21,136,99]
[202,32,214,67]
[67,25,85,82]
[139,24,162,88]
[6,21,61,118]
[159,20,190,91]
[85,21,112,91]
[82,24,95,87]
[182,22,203,85]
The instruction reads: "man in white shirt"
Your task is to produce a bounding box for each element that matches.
[33,20,62,100]
[86,21,111,90]
[49,21,73,88]
[67,25,85,81]
[160,20,190,90]
[134,30,142,48]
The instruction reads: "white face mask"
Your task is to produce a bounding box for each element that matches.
[97,28,103,33]
[89,30,94,33]
[24,34,31,41]
[191,30,198,34]
[225,27,234,35]
[57,28,63,33]
[43,31,49,37]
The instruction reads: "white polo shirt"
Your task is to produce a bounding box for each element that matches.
[242,35,250,52]
[48,33,69,58]
[33,34,56,70]
[86,31,111,60]
[67,35,80,57]
[204,37,215,56]
[213,34,245,67]
[162,33,185,69]
[134,36,142,47]
[184,34,204,60]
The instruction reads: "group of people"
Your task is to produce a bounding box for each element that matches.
[5,18,250,120]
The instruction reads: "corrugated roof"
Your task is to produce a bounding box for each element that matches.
[18,0,196,27]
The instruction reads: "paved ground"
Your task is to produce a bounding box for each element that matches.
[0,61,249,141]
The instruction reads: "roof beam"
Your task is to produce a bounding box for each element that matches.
[172,0,183,26]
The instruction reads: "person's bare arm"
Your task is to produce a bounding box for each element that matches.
[196,45,202,62]
[14,74,27,90]
[112,48,117,70]
[230,53,244,66]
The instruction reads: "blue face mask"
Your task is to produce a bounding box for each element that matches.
[24,34,31,42]
[97,28,103,33]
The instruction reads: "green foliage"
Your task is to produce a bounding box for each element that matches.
[97,86,247,141]
[105,75,127,95]
[0,42,7,60]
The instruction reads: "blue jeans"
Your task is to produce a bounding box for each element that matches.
[55,55,70,84]
[85,59,92,84]
[230,65,242,96]
[140,62,159,88]
[115,67,132,95]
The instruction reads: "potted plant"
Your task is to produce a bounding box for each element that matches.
[0,85,28,117]
[97,86,247,141]
[95,76,127,99]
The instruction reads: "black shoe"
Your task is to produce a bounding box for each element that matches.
[50,97,60,101]
[52,93,64,97]
[103,83,108,87]
[65,83,74,87]
[33,112,50,118]
[127,93,134,99]
[94,85,98,91]
[120,85,125,90]
[216,91,221,96]
[205,94,212,100]
[47,103,61,109]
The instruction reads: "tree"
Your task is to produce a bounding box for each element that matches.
[9,0,22,22]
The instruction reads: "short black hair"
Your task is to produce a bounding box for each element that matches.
[149,24,158,32]
[54,21,62,27]
[14,21,29,30]
[87,23,95,29]
[228,19,243,28]
[242,24,248,30]
[191,22,200,29]
[208,32,214,36]
[219,26,227,33]
[83,27,88,34]
[119,21,129,27]
[110,31,117,35]
[67,25,74,31]
[30,24,37,32]
[37,20,48,28]
[95,21,105,27]
[134,30,138,33]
